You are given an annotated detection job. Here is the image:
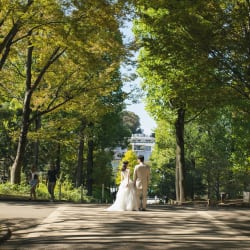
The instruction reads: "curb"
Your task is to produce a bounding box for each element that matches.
[0,225,11,244]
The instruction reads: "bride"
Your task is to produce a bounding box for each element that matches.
[106,161,138,211]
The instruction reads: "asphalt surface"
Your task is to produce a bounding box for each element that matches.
[0,202,250,249]
[0,224,11,244]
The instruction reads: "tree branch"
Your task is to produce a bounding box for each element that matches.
[185,108,206,124]
[31,47,66,91]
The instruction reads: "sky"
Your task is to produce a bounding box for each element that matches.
[121,22,156,136]
[121,69,157,135]
[126,102,156,135]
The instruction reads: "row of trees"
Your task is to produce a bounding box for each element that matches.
[132,0,250,202]
[2,0,249,203]
[0,0,142,196]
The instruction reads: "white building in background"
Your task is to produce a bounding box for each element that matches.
[111,134,154,192]
[112,133,155,172]
[129,133,155,162]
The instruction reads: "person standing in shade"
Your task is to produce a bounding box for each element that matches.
[46,163,59,201]
[29,165,39,200]
[133,155,150,211]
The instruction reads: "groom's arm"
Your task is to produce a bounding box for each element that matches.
[147,167,150,185]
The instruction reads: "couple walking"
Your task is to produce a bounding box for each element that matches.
[107,155,150,211]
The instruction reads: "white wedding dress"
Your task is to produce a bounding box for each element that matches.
[107,169,138,211]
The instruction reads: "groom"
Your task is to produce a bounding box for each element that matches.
[133,155,150,211]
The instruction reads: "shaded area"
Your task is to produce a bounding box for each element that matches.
[1,204,250,249]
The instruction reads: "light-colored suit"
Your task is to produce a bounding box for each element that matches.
[133,163,150,210]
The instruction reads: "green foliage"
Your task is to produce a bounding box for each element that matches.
[0,182,30,195]
[0,180,92,202]
[1,0,249,202]
[132,0,250,201]
[122,111,141,134]
[150,106,249,200]
[149,120,176,197]
[92,185,113,203]
[0,0,130,184]
[94,111,131,149]
[92,149,113,187]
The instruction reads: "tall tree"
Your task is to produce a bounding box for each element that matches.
[0,0,127,184]
[132,0,250,203]
[122,110,141,134]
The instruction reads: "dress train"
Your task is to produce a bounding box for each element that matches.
[106,179,138,211]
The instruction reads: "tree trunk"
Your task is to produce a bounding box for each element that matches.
[76,138,84,188]
[75,119,86,188]
[175,159,180,202]
[56,143,61,171]
[11,39,33,184]
[10,27,65,184]
[190,158,195,200]
[11,90,32,184]
[86,138,94,196]
[175,108,185,204]
[207,170,211,200]
[33,114,41,168]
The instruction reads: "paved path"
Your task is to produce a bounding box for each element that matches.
[1,204,250,249]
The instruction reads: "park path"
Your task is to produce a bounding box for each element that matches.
[2,204,250,249]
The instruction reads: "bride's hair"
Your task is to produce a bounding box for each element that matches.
[121,161,128,171]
